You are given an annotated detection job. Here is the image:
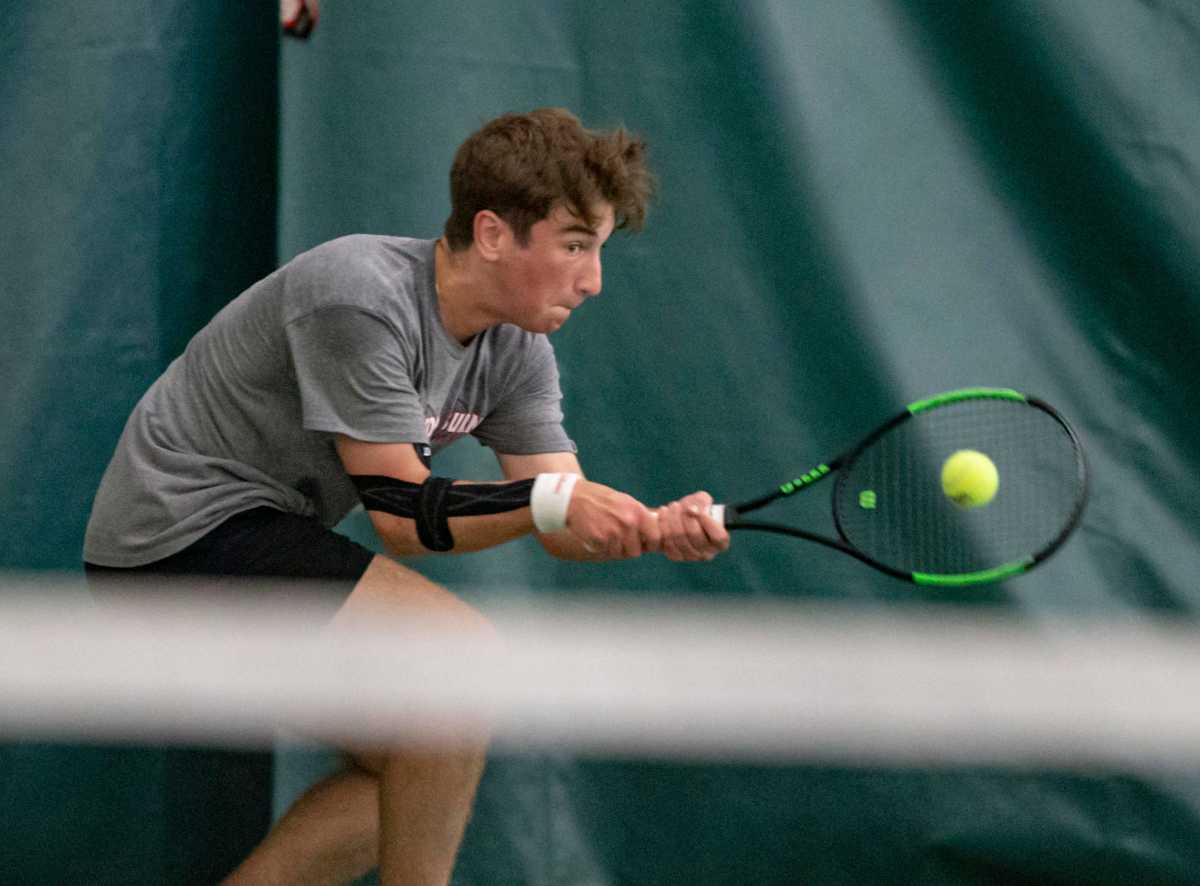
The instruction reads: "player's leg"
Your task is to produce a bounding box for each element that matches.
[331,554,495,886]
[221,762,380,885]
[89,510,490,885]
[226,554,492,886]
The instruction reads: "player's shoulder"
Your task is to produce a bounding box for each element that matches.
[286,234,431,277]
[282,235,435,316]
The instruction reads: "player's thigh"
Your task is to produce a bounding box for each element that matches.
[331,554,494,634]
[333,555,497,774]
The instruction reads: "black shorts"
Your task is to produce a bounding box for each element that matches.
[84,507,375,608]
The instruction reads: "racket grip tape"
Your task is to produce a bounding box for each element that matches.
[707,504,728,525]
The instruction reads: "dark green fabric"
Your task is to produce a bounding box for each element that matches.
[4,1,1200,883]
[1,4,279,882]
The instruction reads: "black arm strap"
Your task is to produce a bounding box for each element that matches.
[350,474,536,552]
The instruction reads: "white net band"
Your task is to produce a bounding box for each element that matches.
[2,580,1198,770]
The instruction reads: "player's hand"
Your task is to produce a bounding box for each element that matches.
[653,491,730,562]
[566,479,655,560]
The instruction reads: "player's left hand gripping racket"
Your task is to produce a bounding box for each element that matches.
[710,388,1088,586]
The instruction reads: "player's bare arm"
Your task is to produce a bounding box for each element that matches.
[497,451,659,561]
[500,453,729,562]
[337,436,537,556]
[338,438,657,560]
[498,453,730,562]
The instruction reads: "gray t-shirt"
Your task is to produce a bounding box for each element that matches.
[84,235,575,567]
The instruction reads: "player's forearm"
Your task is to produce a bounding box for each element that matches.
[371,509,536,557]
[535,529,606,561]
[373,509,615,560]
[356,473,655,560]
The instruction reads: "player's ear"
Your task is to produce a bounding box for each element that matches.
[473,211,508,261]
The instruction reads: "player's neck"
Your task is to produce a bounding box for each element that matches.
[433,237,500,344]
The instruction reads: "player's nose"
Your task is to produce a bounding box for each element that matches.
[577,252,602,298]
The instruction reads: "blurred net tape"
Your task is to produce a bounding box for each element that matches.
[3,579,1200,769]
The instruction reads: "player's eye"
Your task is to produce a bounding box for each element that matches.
[566,242,584,255]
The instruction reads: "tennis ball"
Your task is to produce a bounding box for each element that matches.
[941,449,999,508]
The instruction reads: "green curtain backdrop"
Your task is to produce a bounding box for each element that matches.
[0,3,280,882]
[3,1,1200,883]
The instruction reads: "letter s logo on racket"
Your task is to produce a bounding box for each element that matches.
[709,387,1088,586]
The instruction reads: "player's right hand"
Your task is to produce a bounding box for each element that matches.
[566,480,655,559]
[653,491,729,562]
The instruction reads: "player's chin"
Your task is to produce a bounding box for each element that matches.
[540,308,572,333]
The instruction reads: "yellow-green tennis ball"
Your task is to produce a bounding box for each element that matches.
[941,449,999,508]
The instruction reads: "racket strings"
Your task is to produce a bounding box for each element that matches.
[833,400,1083,575]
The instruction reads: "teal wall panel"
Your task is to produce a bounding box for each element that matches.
[1,4,279,881]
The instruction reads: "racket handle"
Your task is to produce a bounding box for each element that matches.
[707,504,727,525]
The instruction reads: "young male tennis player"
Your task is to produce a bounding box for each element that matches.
[84,107,728,886]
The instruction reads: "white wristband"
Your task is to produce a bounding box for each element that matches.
[530,473,579,533]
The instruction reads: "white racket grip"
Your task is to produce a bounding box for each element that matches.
[707,504,727,525]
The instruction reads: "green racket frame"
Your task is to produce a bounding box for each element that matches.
[714,388,1088,586]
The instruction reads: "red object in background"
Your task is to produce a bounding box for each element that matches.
[281,0,318,39]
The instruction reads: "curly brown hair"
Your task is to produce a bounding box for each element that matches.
[443,108,654,250]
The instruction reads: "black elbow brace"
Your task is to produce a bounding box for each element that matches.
[350,474,535,552]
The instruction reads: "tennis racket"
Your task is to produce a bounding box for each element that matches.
[710,387,1088,586]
